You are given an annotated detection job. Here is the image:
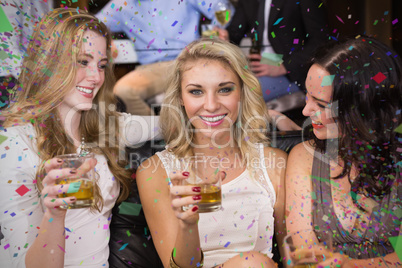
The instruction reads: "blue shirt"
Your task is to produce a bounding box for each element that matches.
[96,0,231,64]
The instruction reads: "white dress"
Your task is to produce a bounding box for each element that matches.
[0,114,160,268]
[156,144,276,267]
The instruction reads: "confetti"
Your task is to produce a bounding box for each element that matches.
[0,135,8,145]
[0,6,13,33]
[273,17,283,25]
[16,185,29,196]
[66,181,81,194]
[118,243,129,251]
[389,236,402,262]
[372,72,387,84]
[118,202,142,216]
[321,75,335,86]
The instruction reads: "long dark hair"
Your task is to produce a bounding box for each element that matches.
[311,36,402,201]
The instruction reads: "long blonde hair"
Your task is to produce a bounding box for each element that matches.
[160,39,271,174]
[1,8,131,210]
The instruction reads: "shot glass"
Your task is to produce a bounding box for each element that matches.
[177,156,222,213]
[57,153,96,209]
[284,229,333,268]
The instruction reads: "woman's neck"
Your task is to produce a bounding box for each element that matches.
[57,106,82,147]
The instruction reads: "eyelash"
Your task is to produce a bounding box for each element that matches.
[78,60,107,70]
[189,87,234,95]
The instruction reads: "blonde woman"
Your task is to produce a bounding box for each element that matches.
[0,8,160,267]
[137,39,287,267]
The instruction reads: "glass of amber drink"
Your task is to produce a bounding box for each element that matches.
[178,156,222,213]
[284,229,333,268]
[57,153,96,209]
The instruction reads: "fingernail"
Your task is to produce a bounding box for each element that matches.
[57,158,63,163]
[192,206,198,212]
[70,169,77,174]
[70,197,77,202]
[222,171,227,179]
[193,195,202,200]
[182,171,189,177]
[192,187,201,192]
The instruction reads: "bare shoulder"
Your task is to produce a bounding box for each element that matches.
[136,154,167,184]
[263,146,287,190]
[287,141,315,167]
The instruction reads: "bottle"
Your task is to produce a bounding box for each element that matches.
[249,34,261,61]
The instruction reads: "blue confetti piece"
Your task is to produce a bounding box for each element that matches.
[119,243,129,251]
[171,21,178,27]
[111,3,115,9]
[224,241,230,247]
[273,17,283,25]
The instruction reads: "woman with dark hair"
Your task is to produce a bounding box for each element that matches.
[286,36,401,267]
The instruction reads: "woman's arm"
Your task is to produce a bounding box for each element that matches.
[268,109,301,131]
[119,113,162,147]
[265,147,288,264]
[25,158,96,268]
[136,155,202,267]
[286,143,401,267]
[285,142,315,233]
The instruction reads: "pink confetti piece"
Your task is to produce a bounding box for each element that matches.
[4,244,10,250]
[146,38,155,49]
[293,39,299,44]
[336,15,344,24]
[103,224,108,229]
[58,244,66,253]
[392,19,398,25]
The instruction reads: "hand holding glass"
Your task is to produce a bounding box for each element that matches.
[56,153,96,209]
[178,157,222,213]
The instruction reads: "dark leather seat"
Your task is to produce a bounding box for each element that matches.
[109,132,307,267]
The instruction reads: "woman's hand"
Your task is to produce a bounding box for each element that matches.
[317,252,351,268]
[41,157,97,217]
[169,171,202,225]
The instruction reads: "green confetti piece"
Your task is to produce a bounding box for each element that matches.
[271,32,276,38]
[260,53,283,66]
[146,177,152,181]
[41,68,53,77]
[389,236,402,262]
[0,50,8,61]
[126,230,131,237]
[321,75,335,86]
[394,124,402,134]
[173,247,176,257]
[67,181,82,194]
[118,202,142,216]
[0,135,8,145]
[311,192,317,200]
[348,191,361,200]
[394,208,402,219]
[0,6,13,33]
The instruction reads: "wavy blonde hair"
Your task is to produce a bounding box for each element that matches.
[160,39,271,173]
[1,8,131,210]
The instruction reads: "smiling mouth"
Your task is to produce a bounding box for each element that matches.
[199,114,227,123]
[76,86,93,94]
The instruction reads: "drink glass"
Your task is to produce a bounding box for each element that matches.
[284,229,333,268]
[214,2,232,26]
[177,156,222,213]
[201,24,218,38]
[57,153,96,209]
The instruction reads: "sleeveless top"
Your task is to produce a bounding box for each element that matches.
[312,151,401,259]
[156,144,276,267]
